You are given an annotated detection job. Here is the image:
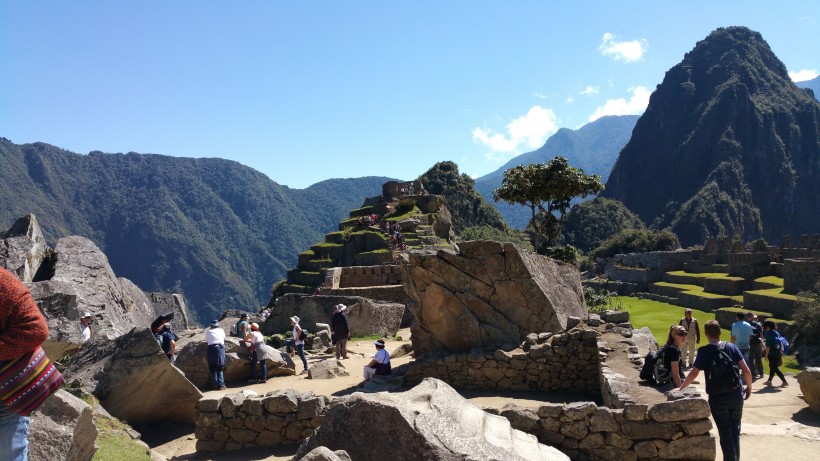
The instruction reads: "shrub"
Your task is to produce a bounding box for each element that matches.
[459,225,532,250]
[591,228,680,259]
[543,245,579,265]
[394,198,416,215]
[583,286,625,313]
[562,197,645,253]
[751,238,768,252]
[793,283,820,345]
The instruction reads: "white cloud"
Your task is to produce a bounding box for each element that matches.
[472,106,559,162]
[599,33,648,62]
[581,86,600,96]
[588,86,652,122]
[532,91,549,100]
[789,69,819,82]
[566,97,575,104]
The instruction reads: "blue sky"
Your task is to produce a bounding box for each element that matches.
[2,2,818,189]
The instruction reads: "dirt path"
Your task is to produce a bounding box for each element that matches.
[146,329,820,460]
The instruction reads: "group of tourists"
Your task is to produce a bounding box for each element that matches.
[645,307,791,461]
[356,213,380,228]
[385,222,405,250]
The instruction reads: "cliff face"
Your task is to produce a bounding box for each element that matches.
[603,27,820,245]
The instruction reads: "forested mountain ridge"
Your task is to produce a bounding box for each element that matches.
[602,27,820,246]
[0,138,391,322]
[475,115,638,229]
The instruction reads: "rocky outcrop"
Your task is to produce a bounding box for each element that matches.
[400,241,587,355]
[261,294,403,338]
[147,292,192,331]
[174,330,295,388]
[29,389,98,461]
[797,368,820,414]
[295,378,568,461]
[307,360,350,379]
[65,327,203,425]
[295,447,352,461]
[0,213,49,282]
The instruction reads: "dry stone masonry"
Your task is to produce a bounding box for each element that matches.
[195,389,328,452]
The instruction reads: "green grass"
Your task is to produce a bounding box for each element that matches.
[619,296,801,375]
[313,242,343,248]
[746,287,797,300]
[359,248,390,254]
[754,276,784,287]
[654,282,743,302]
[92,416,152,461]
[667,271,730,279]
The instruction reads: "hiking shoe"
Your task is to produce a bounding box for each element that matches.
[763,381,772,386]
[248,379,258,384]
[219,386,227,390]
[781,380,789,387]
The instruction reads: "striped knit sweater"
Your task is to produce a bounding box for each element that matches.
[0,268,48,361]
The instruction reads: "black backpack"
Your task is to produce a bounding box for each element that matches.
[708,342,741,393]
[640,348,669,385]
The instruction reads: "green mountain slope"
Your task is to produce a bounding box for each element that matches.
[0,138,390,322]
[475,115,638,229]
[602,27,820,246]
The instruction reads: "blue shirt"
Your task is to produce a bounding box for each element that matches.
[693,341,745,401]
[731,320,754,349]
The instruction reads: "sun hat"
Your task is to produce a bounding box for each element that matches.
[290,316,300,324]
[250,323,259,331]
[81,312,92,319]
[208,320,219,328]
[334,304,347,313]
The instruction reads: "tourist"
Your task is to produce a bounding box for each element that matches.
[80,311,93,343]
[233,313,250,338]
[678,309,700,368]
[679,320,752,461]
[730,312,754,367]
[260,308,271,321]
[289,316,308,374]
[244,323,268,384]
[363,339,391,380]
[1,268,51,461]
[331,304,350,360]
[746,312,765,379]
[157,324,176,363]
[205,320,227,390]
[663,325,688,387]
[762,320,788,387]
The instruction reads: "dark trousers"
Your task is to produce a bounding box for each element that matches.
[249,350,267,382]
[768,354,786,382]
[749,342,764,377]
[209,363,225,388]
[709,398,743,461]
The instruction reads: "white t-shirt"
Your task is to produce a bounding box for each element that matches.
[374,348,390,364]
[293,325,304,345]
[205,327,225,345]
[249,331,265,346]
[81,323,91,342]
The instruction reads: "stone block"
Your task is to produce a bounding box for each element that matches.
[679,418,712,435]
[589,407,618,432]
[229,428,258,444]
[244,414,266,431]
[256,430,281,446]
[797,368,820,414]
[219,394,246,418]
[633,440,658,458]
[620,421,677,440]
[225,417,245,429]
[622,404,647,421]
[559,420,588,440]
[196,411,223,428]
[562,401,597,421]
[242,398,265,416]
[648,398,710,422]
[198,398,220,412]
[578,432,604,450]
[604,431,633,450]
[657,435,715,460]
[263,390,299,413]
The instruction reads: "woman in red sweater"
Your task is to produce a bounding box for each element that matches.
[1,267,49,461]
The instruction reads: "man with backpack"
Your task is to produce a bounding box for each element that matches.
[680,320,752,461]
[745,312,765,379]
[233,313,250,338]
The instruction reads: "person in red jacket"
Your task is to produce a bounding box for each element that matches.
[1,267,49,461]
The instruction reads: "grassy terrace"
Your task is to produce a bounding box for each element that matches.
[654,282,744,302]
[745,287,797,300]
[754,276,784,287]
[619,296,800,375]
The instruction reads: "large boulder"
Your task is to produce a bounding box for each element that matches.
[400,241,586,355]
[147,292,192,331]
[261,294,403,338]
[294,378,568,461]
[65,327,203,425]
[174,330,295,388]
[797,367,820,414]
[29,389,98,461]
[307,360,350,380]
[0,213,49,282]
[295,447,352,461]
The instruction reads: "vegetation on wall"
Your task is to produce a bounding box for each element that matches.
[590,228,680,259]
[563,197,645,253]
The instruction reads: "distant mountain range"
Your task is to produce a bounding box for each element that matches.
[474,115,638,229]
[796,75,820,101]
[602,27,820,246]
[0,138,391,322]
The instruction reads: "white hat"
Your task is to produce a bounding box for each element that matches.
[334,304,347,313]
[374,339,385,347]
[290,316,300,324]
[81,312,92,319]
[251,323,259,331]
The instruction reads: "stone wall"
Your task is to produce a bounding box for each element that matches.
[496,399,714,461]
[322,285,406,304]
[195,390,327,452]
[727,252,772,278]
[403,329,601,395]
[582,279,640,296]
[742,291,797,319]
[611,250,699,273]
[606,265,659,285]
[332,265,402,288]
[783,258,820,294]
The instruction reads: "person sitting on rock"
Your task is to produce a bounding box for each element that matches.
[80,311,93,343]
[663,325,688,387]
[244,323,268,384]
[363,339,391,381]
[205,320,226,390]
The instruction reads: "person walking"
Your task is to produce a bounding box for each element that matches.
[1,268,51,461]
[678,309,700,368]
[244,323,268,384]
[289,316,308,374]
[746,312,765,379]
[762,320,788,387]
[205,320,226,390]
[158,324,176,363]
[331,304,350,360]
[730,312,754,368]
[679,320,752,461]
